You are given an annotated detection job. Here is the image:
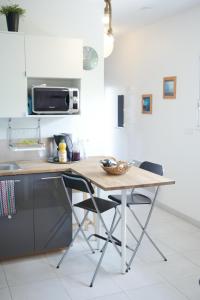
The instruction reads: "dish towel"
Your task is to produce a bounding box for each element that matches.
[0,180,16,218]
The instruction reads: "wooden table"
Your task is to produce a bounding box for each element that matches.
[70,157,175,273]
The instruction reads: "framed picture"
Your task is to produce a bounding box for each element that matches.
[163,76,176,99]
[142,94,152,114]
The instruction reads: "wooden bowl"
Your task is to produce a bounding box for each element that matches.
[101,161,130,175]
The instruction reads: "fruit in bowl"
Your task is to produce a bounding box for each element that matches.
[100,158,117,167]
[100,159,131,175]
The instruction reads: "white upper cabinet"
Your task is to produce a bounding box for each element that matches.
[0,33,83,118]
[25,36,83,78]
[0,33,27,117]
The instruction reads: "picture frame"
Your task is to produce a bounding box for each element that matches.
[142,94,152,114]
[163,76,176,99]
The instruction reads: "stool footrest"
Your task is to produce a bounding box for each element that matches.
[109,234,122,246]
[93,233,132,250]
[92,234,122,247]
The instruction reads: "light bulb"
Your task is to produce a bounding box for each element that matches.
[104,32,114,58]
[103,13,109,25]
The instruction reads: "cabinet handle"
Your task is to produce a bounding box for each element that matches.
[41,176,61,180]
[14,180,21,183]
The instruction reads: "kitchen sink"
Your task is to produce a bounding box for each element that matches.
[0,162,21,171]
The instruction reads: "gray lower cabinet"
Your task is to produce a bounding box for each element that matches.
[0,172,72,259]
[0,175,34,258]
[33,173,72,252]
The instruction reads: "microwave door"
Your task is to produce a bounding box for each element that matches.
[33,88,70,114]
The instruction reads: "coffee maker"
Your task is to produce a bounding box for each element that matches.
[48,133,73,162]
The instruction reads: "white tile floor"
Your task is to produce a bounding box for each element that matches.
[1,207,200,300]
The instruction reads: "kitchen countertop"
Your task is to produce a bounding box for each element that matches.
[0,160,76,176]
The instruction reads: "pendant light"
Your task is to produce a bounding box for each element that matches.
[104,0,114,58]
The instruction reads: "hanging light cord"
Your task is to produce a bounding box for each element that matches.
[105,0,113,35]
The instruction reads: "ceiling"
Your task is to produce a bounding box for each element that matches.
[108,0,200,34]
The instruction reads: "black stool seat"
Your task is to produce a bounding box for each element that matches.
[74,197,119,213]
[108,193,151,205]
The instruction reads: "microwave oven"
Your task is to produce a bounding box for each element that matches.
[31,86,79,114]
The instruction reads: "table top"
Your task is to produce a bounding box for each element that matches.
[70,157,175,191]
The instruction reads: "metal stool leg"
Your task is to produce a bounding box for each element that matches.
[90,208,117,287]
[116,207,139,243]
[95,187,101,250]
[128,206,167,261]
[109,190,167,267]
[126,189,159,271]
[61,178,95,254]
[57,210,92,268]
[72,208,95,254]
[115,204,166,261]
[99,213,121,253]
[97,214,131,270]
[99,210,135,254]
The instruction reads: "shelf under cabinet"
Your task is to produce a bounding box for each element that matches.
[9,143,45,152]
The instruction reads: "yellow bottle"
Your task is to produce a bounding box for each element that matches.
[58,140,67,163]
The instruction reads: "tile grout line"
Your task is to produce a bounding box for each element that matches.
[4,276,64,289]
[88,290,131,300]
[123,281,189,300]
[3,275,74,300]
[156,264,200,284]
[47,258,74,300]
[180,251,200,268]
[1,264,14,300]
[161,273,197,300]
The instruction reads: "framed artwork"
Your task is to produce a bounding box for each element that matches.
[142,94,152,114]
[163,76,176,99]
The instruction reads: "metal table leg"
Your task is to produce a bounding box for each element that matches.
[121,189,127,274]
[95,187,101,250]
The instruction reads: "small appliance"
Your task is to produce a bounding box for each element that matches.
[48,133,73,162]
[32,85,79,115]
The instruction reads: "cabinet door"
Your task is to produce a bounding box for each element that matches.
[25,36,83,78]
[0,175,34,259]
[0,33,27,117]
[33,173,72,252]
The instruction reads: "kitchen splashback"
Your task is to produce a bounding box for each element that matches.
[0,139,51,162]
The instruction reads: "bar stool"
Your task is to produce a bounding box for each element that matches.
[108,161,167,271]
[57,172,120,287]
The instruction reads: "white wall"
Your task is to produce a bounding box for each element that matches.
[105,6,200,223]
[0,0,104,156]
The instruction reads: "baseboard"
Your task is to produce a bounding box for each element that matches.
[156,202,200,229]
